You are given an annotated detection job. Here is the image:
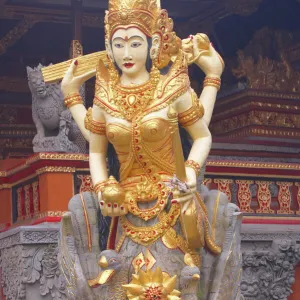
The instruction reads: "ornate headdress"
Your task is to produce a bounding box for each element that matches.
[104,0,181,69]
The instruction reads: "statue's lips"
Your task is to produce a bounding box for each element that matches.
[123,63,134,68]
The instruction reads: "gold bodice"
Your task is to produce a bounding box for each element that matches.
[106,118,175,182]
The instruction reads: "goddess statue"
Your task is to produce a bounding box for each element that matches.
[56,0,243,299]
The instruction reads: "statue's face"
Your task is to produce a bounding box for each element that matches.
[111,27,148,76]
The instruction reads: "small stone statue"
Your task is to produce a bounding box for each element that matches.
[27,64,83,153]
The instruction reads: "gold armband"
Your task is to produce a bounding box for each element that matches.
[64,93,83,108]
[185,160,201,177]
[84,108,106,135]
[178,92,204,127]
[203,76,221,91]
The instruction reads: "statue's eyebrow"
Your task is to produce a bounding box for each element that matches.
[112,35,145,42]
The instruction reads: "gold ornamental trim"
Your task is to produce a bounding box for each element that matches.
[13,211,66,227]
[36,166,76,175]
[0,153,89,178]
[0,184,11,190]
[219,89,300,105]
[207,160,300,170]
[27,153,89,164]
[213,101,300,120]
[37,211,66,218]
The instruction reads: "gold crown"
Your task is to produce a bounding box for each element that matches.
[105,0,161,38]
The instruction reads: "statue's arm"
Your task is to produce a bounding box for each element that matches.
[175,91,212,187]
[89,105,109,197]
[182,34,224,126]
[68,102,90,141]
[61,60,96,141]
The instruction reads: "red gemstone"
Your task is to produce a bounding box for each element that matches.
[136,146,140,151]
[148,169,152,173]
[114,204,118,208]
[107,203,111,207]
[164,35,169,41]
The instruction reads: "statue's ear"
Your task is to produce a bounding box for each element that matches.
[26,66,33,73]
[105,39,114,63]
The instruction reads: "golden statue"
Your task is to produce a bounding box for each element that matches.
[55,0,243,299]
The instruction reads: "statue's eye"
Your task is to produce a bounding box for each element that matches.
[131,42,142,48]
[109,258,117,263]
[114,43,124,49]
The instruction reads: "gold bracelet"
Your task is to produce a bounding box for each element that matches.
[203,76,221,91]
[64,93,83,108]
[185,160,201,177]
[93,180,107,194]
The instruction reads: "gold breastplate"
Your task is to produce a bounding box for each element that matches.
[106,117,177,221]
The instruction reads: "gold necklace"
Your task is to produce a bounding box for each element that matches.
[111,66,160,121]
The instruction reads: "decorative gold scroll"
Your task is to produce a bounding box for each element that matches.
[41,50,107,84]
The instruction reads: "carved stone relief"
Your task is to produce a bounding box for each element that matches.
[241,239,300,300]
[0,226,66,300]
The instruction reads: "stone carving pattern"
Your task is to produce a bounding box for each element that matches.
[26,64,83,153]
[32,181,40,216]
[276,182,293,214]
[256,181,274,214]
[236,180,254,213]
[77,174,94,193]
[0,229,58,249]
[241,240,300,300]
[214,179,233,202]
[295,183,300,215]
[17,187,23,220]
[24,184,31,219]
[0,244,66,300]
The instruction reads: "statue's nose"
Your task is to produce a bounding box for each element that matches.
[99,256,108,268]
[192,274,200,280]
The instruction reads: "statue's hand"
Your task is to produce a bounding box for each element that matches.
[61,60,96,98]
[98,191,128,217]
[182,33,224,77]
[172,167,197,212]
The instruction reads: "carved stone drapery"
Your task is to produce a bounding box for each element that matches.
[0,226,66,300]
[241,239,300,300]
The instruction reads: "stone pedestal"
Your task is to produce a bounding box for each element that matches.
[0,223,299,300]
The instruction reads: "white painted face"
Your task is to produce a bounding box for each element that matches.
[111,27,149,77]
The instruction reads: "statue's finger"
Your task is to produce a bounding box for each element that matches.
[65,59,78,78]
[100,203,108,217]
[107,203,113,215]
[120,205,127,215]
